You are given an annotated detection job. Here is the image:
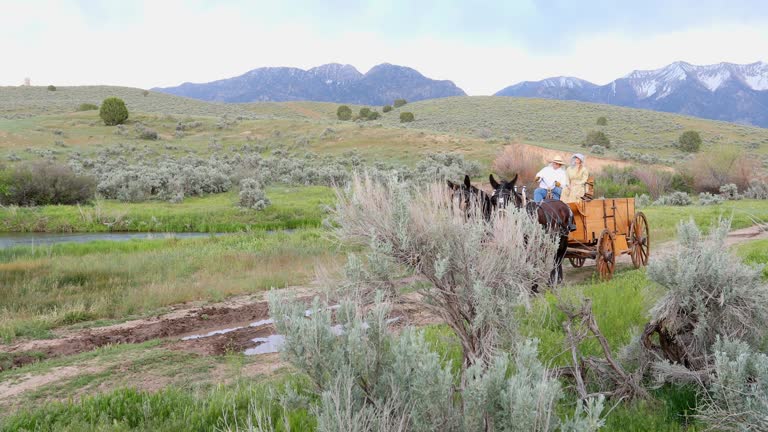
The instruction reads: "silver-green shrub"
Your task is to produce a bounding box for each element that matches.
[698,192,724,205]
[135,123,159,140]
[719,183,741,200]
[589,145,606,155]
[411,153,481,183]
[269,292,604,432]
[238,178,270,210]
[645,219,768,370]
[698,338,768,431]
[745,179,768,199]
[635,194,651,208]
[653,191,691,206]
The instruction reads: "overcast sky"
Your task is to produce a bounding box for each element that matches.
[2,0,767,95]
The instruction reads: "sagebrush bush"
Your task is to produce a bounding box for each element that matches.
[238,178,270,210]
[596,116,607,126]
[270,293,603,431]
[745,179,768,199]
[635,194,651,208]
[393,98,407,108]
[698,192,724,205]
[643,219,768,371]
[382,105,392,113]
[698,338,768,431]
[653,191,691,206]
[0,162,95,206]
[589,145,606,155]
[719,183,741,200]
[358,107,372,119]
[47,85,56,91]
[135,124,158,140]
[412,152,481,183]
[99,97,129,126]
[333,174,556,366]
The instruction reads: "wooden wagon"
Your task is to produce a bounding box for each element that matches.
[564,181,650,280]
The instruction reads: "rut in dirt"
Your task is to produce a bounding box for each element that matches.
[1,300,276,371]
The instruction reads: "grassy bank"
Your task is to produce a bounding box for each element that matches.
[0,229,338,343]
[0,186,334,233]
[642,199,768,242]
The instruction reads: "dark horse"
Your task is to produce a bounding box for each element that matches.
[447,175,493,221]
[489,174,572,285]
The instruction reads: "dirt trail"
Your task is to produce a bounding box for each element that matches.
[0,365,105,400]
[565,223,768,284]
[515,143,672,173]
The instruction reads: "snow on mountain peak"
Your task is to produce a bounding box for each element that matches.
[697,68,731,91]
[542,76,584,88]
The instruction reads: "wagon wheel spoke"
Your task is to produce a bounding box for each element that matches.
[596,229,615,281]
[630,212,650,268]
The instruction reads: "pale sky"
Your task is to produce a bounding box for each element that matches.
[2,0,767,95]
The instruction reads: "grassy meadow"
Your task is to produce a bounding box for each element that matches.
[0,229,338,343]
[0,186,334,233]
[2,85,768,430]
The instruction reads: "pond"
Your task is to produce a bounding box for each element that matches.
[0,232,226,248]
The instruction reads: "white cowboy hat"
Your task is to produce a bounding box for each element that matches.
[550,156,565,165]
[571,153,585,163]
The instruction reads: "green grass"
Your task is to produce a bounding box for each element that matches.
[0,379,315,432]
[0,229,338,343]
[736,238,768,279]
[521,270,657,366]
[642,199,768,243]
[0,186,334,233]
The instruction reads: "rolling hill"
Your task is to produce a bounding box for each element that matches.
[1,86,767,170]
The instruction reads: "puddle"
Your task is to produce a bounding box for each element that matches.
[249,319,274,327]
[181,318,276,341]
[181,327,244,341]
[244,335,286,355]
[243,317,401,355]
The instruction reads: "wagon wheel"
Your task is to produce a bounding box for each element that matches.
[596,229,616,281]
[630,212,650,268]
[569,257,586,268]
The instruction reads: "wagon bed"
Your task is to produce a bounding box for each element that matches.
[565,197,649,280]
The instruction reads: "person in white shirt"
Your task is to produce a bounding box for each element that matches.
[533,156,568,202]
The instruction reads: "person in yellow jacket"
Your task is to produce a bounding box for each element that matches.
[562,153,589,203]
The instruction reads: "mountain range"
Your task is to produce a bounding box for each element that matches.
[154,61,768,127]
[152,63,466,106]
[495,61,768,127]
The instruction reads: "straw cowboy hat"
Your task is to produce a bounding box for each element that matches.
[550,156,565,165]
